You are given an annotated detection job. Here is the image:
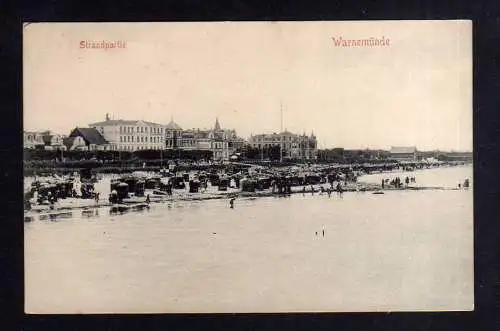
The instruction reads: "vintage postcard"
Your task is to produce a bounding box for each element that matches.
[23,21,473,313]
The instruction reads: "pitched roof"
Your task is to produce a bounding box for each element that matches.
[42,135,53,145]
[89,119,163,127]
[165,120,182,130]
[390,146,417,154]
[62,137,76,150]
[70,127,109,145]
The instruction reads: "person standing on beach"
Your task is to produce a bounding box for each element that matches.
[310,185,315,195]
[405,176,410,187]
[381,179,385,189]
[336,182,343,196]
[322,224,325,237]
[229,198,235,209]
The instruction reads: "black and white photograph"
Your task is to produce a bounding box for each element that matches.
[23,21,473,313]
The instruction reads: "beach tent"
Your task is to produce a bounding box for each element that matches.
[116,182,129,200]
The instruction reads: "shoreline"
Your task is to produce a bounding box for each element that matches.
[24,182,465,217]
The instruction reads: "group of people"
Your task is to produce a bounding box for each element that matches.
[303,182,344,197]
[272,179,293,194]
[381,176,416,189]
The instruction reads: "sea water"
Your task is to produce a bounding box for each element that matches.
[24,166,473,313]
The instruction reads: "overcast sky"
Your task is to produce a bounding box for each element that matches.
[23,21,472,151]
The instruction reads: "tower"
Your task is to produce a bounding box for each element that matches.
[214,117,221,131]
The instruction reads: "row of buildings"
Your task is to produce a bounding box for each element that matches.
[24,114,319,161]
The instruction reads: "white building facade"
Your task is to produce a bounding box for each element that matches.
[89,114,165,151]
[23,131,45,149]
[164,118,244,161]
[248,130,318,160]
[87,115,245,161]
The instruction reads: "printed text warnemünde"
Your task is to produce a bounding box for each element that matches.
[331,37,390,47]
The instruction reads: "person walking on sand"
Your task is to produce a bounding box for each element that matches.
[381,179,385,189]
[310,185,315,195]
[405,176,410,187]
[229,197,235,209]
[322,224,325,237]
[336,182,343,197]
[146,194,150,205]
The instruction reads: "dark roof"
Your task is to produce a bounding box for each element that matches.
[42,135,53,145]
[70,128,109,145]
[62,137,76,150]
[165,120,182,130]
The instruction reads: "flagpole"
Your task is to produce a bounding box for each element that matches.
[280,101,283,163]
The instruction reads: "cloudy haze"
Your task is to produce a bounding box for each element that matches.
[23,21,472,151]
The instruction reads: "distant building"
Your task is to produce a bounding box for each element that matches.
[89,114,164,151]
[86,114,245,160]
[40,131,67,151]
[23,131,45,149]
[164,118,184,149]
[248,130,318,160]
[390,146,419,161]
[166,117,245,162]
[62,136,88,151]
[69,127,114,151]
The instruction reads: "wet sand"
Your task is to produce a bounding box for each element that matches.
[24,181,457,217]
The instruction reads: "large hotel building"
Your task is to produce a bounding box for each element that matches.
[85,114,245,161]
[89,114,165,151]
[248,130,318,160]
